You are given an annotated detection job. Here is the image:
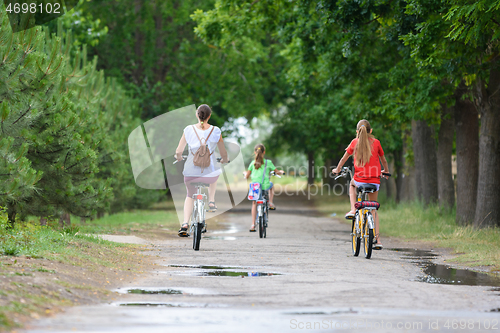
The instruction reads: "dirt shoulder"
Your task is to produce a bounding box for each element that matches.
[0,239,156,332]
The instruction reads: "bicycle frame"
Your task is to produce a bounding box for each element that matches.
[256,190,269,222]
[191,185,207,230]
[355,191,376,234]
[190,184,208,251]
[335,167,381,259]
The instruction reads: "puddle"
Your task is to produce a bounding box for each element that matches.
[114,302,228,308]
[126,289,182,295]
[165,264,282,277]
[203,236,237,241]
[211,225,239,234]
[115,287,217,295]
[199,271,280,277]
[391,248,500,287]
[167,265,243,270]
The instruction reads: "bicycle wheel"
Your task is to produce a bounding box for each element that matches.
[351,212,361,256]
[263,212,267,238]
[258,215,264,238]
[193,222,202,251]
[192,203,201,250]
[363,213,374,259]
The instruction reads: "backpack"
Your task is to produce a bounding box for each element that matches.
[190,125,215,173]
[247,159,267,200]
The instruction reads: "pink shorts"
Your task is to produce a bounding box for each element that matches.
[184,176,219,198]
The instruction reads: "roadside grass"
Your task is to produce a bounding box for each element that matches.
[0,219,150,330]
[312,191,500,272]
[0,204,179,331]
[272,175,307,186]
[77,209,180,238]
[273,175,308,193]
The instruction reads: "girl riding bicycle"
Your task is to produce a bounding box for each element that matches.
[175,104,228,237]
[332,119,389,249]
[244,144,284,232]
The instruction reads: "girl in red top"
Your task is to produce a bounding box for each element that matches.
[332,119,389,249]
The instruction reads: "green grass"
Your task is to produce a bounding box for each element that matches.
[313,192,500,271]
[78,210,179,235]
[272,175,307,186]
[34,267,56,273]
[0,206,164,331]
[378,201,500,270]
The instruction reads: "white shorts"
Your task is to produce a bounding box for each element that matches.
[353,180,380,192]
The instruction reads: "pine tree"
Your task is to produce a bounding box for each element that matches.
[0,11,45,222]
[0,8,146,223]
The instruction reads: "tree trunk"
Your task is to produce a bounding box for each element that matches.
[474,67,500,227]
[399,129,417,201]
[133,0,144,85]
[393,147,404,203]
[307,151,314,185]
[383,160,393,200]
[59,213,71,228]
[454,83,479,226]
[437,104,455,210]
[385,157,397,200]
[324,147,343,187]
[6,203,16,228]
[411,120,438,206]
[323,156,333,186]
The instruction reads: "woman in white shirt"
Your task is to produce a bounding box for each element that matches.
[175,104,228,236]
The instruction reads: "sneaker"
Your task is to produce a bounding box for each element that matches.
[345,211,355,219]
[373,240,383,250]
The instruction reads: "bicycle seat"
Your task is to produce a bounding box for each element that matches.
[191,182,210,188]
[357,184,378,193]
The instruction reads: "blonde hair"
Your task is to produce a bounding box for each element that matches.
[354,119,374,167]
[254,144,265,169]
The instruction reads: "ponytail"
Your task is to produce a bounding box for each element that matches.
[254,144,265,169]
[197,104,212,130]
[354,120,373,167]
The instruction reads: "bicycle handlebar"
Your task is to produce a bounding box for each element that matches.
[333,166,391,180]
[173,155,188,164]
[270,171,285,178]
[334,166,352,180]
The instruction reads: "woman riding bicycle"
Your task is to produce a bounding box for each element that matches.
[175,104,228,236]
[244,144,284,232]
[332,119,389,249]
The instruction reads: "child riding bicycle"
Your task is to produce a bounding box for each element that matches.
[332,119,389,249]
[244,144,284,232]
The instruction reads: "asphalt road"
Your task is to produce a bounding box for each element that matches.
[23,194,500,332]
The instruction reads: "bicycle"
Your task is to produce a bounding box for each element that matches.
[247,170,283,238]
[335,167,390,259]
[257,171,283,238]
[173,155,225,251]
